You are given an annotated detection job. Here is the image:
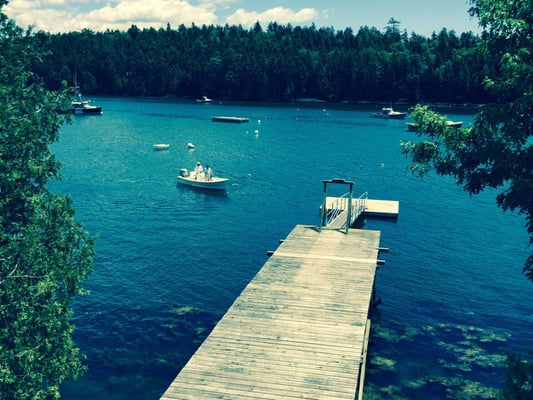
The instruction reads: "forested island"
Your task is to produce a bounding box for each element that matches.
[30,20,491,104]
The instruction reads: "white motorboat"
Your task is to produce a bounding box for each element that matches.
[446,120,463,128]
[177,168,229,191]
[370,107,407,120]
[406,120,463,131]
[153,143,170,150]
[196,96,213,103]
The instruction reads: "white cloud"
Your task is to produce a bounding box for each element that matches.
[4,1,320,33]
[4,2,71,31]
[5,0,221,33]
[40,0,70,5]
[226,7,318,27]
[197,0,237,9]
[90,0,223,31]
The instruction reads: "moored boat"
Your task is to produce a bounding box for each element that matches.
[446,120,463,128]
[196,96,213,103]
[370,107,407,120]
[57,85,103,115]
[406,120,463,131]
[177,168,229,191]
[72,97,103,115]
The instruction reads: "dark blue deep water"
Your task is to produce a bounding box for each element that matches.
[53,98,532,399]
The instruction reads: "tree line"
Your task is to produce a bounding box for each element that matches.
[29,20,493,104]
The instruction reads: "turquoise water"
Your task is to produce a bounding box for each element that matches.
[53,98,532,399]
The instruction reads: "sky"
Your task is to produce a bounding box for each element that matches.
[4,0,481,37]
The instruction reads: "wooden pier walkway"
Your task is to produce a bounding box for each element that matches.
[160,224,385,400]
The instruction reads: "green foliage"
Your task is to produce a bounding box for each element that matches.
[403,0,533,286]
[0,6,94,400]
[399,3,533,397]
[25,20,493,103]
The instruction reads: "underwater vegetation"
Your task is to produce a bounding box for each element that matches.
[62,303,218,399]
[365,320,511,399]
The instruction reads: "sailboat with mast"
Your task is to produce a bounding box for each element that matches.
[58,71,103,115]
[69,85,103,115]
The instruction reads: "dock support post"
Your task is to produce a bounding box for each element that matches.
[346,183,353,234]
[319,180,328,232]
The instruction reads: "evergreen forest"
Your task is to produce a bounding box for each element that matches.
[29,21,492,104]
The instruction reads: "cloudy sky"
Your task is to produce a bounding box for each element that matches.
[4,0,480,37]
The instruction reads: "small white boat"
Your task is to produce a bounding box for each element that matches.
[370,107,407,120]
[196,96,213,103]
[177,168,229,191]
[406,120,463,131]
[187,142,195,149]
[446,120,463,128]
[153,143,170,150]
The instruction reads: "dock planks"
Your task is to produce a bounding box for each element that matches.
[160,224,382,400]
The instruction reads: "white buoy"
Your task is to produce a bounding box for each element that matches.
[187,142,195,149]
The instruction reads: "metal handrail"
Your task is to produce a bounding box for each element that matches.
[351,192,368,222]
[322,191,369,232]
[324,193,349,226]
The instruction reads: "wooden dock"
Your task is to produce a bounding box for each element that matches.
[212,116,250,123]
[160,224,385,400]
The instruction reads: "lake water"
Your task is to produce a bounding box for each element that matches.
[53,98,532,399]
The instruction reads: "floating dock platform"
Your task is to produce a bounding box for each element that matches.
[324,197,400,219]
[212,116,250,123]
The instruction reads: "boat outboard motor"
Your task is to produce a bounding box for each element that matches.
[179,168,189,177]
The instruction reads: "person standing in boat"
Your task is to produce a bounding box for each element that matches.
[194,161,203,179]
[205,165,213,181]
